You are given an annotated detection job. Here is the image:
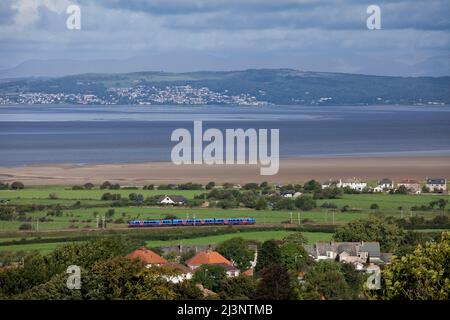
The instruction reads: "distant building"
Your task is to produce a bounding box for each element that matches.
[341,178,367,191]
[426,178,447,192]
[397,179,421,194]
[307,241,382,265]
[158,195,188,205]
[321,180,342,189]
[373,178,394,192]
[280,191,302,198]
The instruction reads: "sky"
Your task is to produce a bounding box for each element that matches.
[0,0,449,76]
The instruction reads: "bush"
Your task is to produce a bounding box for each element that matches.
[100,181,111,189]
[101,193,121,201]
[83,183,94,189]
[294,195,317,211]
[205,182,215,190]
[48,193,59,200]
[18,223,32,230]
[11,181,24,190]
[321,202,337,209]
[72,185,84,190]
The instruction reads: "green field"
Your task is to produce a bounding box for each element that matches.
[145,231,333,247]
[0,186,448,253]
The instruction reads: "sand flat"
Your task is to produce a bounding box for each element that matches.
[0,156,449,185]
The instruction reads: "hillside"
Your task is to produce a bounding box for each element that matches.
[0,69,449,106]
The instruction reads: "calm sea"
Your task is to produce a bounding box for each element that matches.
[0,104,449,166]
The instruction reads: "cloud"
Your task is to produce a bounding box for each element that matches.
[0,0,449,76]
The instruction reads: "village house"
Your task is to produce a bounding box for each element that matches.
[397,179,421,194]
[126,247,193,283]
[374,178,394,192]
[280,191,302,198]
[341,178,367,191]
[126,246,168,267]
[306,241,383,267]
[321,179,342,189]
[158,195,188,205]
[185,250,240,277]
[426,177,447,192]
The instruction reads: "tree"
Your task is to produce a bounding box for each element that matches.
[294,195,317,211]
[253,265,292,300]
[395,185,408,194]
[438,198,448,211]
[49,193,59,199]
[239,191,258,208]
[83,183,94,189]
[0,207,16,221]
[216,237,254,271]
[192,264,227,292]
[242,183,259,190]
[301,261,351,300]
[280,242,310,271]
[205,181,215,190]
[105,209,115,219]
[283,232,308,245]
[255,197,268,210]
[100,181,112,189]
[10,181,24,190]
[333,218,403,251]
[273,198,295,210]
[219,275,256,300]
[303,180,321,193]
[373,231,450,300]
[255,240,282,273]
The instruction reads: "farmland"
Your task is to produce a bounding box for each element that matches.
[0,185,449,254]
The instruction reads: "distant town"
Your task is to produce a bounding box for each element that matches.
[0,85,270,106]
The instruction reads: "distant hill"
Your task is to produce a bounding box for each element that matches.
[0,69,449,106]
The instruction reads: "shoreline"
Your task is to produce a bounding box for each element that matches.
[1,155,450,185]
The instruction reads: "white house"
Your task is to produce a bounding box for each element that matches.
[374,178,394,192]
[341,178,367,191]
[158,195,188,205]
[426,178,447,192]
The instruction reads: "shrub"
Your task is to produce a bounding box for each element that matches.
[48,193,59,200]
[18,223,32,230]
[83,183,94,189]
[11,181,25,190]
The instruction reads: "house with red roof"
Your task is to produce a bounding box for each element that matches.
[126,246,168,267]
[186,250,232,270]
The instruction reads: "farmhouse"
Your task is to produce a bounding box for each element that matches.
[321,180,342,189]
[426,177,447,192]
[341,178,367,191]
[378,178,394,190]
[280,191,302,198]
[158,195,188,205]
[397,179,421,194]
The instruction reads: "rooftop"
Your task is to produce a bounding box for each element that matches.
[186,251,232,267]
[126,246,168,265]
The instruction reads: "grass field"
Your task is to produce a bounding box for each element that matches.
[0,186,448,253]
[145,231,333,247]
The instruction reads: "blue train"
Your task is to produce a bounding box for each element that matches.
[128,217,256,227]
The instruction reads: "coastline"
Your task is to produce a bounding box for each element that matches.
[1,155,450,185]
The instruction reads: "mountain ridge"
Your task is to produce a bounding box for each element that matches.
[0,68,449,106]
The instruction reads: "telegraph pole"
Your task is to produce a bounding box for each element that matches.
[298,212,300,225]
[96,216,99,229]
[290,212,293,224]
[102,216,106,229]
